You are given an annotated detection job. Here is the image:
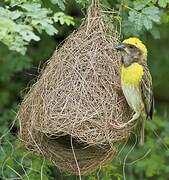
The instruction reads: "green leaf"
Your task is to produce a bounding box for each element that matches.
[53,12,75,26]
[16,25,40,41]
[134,0,152,10]
[128,6,160,33]
[0,7,22,20]
[128,10,144,31]
[158,0,169,7]
[143,16,153,30]
[122,19,140,36]
[50,0,65,10]
[142,7,160,23]
[0,1,74,54]
[21,3,58,35]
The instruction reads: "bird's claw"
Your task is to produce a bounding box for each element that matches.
[109,121,126,129]
[110,121,134,129]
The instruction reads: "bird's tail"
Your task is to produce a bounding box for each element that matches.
[139,117,145,145]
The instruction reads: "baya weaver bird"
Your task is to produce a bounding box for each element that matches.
[114,37,154,145]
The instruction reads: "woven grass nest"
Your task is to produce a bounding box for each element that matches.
[17,2,132,176]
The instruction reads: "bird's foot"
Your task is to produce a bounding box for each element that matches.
[110,113,140,129]
[110,120,135,129]
[110,121,128,129]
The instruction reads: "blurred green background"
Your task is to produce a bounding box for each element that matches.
[0,0,169,179]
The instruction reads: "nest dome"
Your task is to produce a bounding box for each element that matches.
[18,3,132,175]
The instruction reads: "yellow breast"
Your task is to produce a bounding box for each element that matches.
[121,63,144,86]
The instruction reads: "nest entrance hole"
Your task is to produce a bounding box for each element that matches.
[46,134,90,149]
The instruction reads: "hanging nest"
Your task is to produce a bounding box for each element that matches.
[17,1,132,176]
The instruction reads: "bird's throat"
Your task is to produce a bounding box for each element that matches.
[121,63,144,85]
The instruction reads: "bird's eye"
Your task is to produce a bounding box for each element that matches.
[128,45,134,49]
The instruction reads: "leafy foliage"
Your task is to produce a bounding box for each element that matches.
[158,0,169,7]
[50,0,66,10]
[128,6,160,30]
[121,0,162,36]
[53,12,75,26]
[0,1,75,54]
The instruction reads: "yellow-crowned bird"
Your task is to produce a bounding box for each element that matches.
[114,37,154,145]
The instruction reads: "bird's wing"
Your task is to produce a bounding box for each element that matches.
[141,64,154,119]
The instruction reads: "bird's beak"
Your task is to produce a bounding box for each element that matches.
[115,44,125,51]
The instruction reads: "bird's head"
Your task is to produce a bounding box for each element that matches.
[115,37,147,67]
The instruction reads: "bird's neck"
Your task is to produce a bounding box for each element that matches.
[121,63,144,85]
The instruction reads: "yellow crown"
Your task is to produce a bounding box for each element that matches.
[123,37,147,59]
